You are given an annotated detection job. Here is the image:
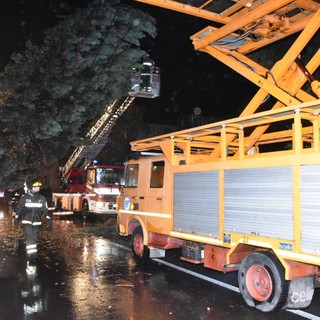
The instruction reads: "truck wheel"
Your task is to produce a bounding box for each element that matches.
[131,226,149,262]
[115,222,120,235]
[81,201,90,218]
[57,199,62,210]
[238,251,289,312]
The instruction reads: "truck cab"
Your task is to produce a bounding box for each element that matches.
[117,156,173,237]
[52,165,124,216]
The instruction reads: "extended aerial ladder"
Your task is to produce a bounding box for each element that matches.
[53,59,160,214]
[62,96,135,178]
[134,0,320,158]
[62,60,160,178]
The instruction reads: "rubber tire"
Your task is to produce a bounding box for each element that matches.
[131,226,150,262]
[238,251,289,312]
[115,222,120,235]
[81,201,90,218]
[55,199,62,210]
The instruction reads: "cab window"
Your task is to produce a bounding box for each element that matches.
[87,169,95,184]
[150,161,164,188]
[125,164,139,187]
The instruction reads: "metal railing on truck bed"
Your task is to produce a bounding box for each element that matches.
[130,100,320,164]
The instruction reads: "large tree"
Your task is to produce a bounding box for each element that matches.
[0,0,156,188]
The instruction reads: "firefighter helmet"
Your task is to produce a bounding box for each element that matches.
[31,179,42,188]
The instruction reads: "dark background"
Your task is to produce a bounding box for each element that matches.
[134,1,257,124]
[0,0,257,125]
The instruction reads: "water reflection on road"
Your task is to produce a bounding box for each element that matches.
[53,219,137,320]
[38,218,141,320]
[0,205,221,320]
[0,203,311,320]
[0,205,137,320]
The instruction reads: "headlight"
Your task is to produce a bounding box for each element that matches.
[93,187,119,195]
[96,201,104,209]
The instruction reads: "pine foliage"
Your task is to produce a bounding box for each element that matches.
[0,0,156,188]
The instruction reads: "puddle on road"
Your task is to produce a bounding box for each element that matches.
[0,209,155,320]
[0,204,303,320]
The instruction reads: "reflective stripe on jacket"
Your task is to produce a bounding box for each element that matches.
[16,190,50,225]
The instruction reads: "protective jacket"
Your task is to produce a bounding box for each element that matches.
[15,190,51,226]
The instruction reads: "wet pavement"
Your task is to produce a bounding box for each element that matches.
[0,205,137,320]
[0,201,319,320]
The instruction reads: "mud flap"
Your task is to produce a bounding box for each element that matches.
[149,247,165,258]
[286,276,315,309]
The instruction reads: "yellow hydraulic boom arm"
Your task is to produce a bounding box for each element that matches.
[134,0,320,157]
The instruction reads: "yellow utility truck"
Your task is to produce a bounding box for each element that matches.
[117,0,320,312]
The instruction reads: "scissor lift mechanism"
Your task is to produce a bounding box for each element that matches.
[134,0,320,156]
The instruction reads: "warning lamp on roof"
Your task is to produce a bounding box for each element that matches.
[129,60,160,98]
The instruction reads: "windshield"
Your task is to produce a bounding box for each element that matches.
[124,164,139,187]
[96,168,123,185]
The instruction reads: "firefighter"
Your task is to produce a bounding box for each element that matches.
[14,179,51,258]
[10,190,21,217]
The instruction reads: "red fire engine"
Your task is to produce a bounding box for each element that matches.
[52,61,161,216]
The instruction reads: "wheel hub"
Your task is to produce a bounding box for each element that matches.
[246,265,272,301]
[133,234,144,257]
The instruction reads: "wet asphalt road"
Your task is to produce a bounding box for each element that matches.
[0,200,319,320]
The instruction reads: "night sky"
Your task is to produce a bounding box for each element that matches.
[132,1,257,124]
[0,0,257,125]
